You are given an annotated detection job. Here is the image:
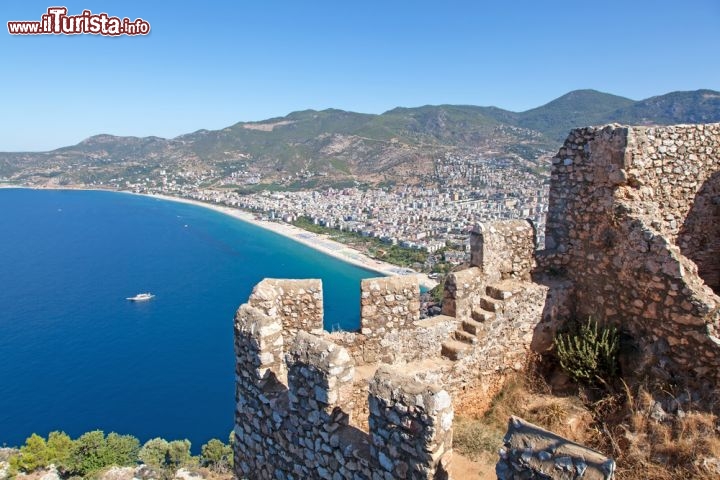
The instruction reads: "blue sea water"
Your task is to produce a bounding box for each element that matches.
[0,188,376,450]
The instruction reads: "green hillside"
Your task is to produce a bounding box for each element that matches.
[1,89,718,187]
[513,90,636,141]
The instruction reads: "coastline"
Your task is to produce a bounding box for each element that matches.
[0,184,438,289]
[144,193,438,288]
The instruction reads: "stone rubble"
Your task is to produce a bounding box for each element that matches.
[497,416,614,480]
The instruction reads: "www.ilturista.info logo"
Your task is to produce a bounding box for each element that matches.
[7,7,150,36]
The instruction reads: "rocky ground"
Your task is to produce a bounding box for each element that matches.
[0,463,233,480]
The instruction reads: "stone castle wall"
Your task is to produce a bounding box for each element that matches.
[231,122,720,478]
[233,258,549,478]
[233,293,453,480]
[326,317,459,368]
[246,278,324,341]
[441,267,485,320]
[470,220,536,282]
[358,276,420,363]
[232,220,597,478]
[679,171,720,293]
[325,275,458,367]
[542,123,720,388]
[443,220,536,320]
[443,280,549,400]
[436,220,552,405]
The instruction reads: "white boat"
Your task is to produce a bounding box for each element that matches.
[127,293,155,302]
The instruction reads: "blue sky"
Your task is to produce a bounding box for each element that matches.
[1,1,718,151]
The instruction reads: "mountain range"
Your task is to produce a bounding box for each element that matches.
[2,89,719,188]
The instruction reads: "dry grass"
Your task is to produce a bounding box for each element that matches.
[452,374,720,479]
[590,383,720,479]
[453,374,593,460]
[452,418,504,462]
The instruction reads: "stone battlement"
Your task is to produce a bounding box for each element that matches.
[233,225,552,478]
[234,280,453,479]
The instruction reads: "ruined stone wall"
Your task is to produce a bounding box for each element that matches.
[470,220,536,282]
[246,278,324,343]
[433,220,553,404]
[327,315,459,367]
[625,124,720,295]
[542,123,720,388]
[679,171,720,293]
[441,267,485,320]
[355,276,422,363]
[369,366,453,479]
[447,280,549,393]
[244,275,424,360]
[360,276,420,337]
[443,221,537,322]
[234,293,454,480]
[624,124,720,242]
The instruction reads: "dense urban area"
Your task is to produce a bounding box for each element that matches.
[52,152,550,271]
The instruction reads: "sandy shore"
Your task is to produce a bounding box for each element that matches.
[144,193,438,289]
[0,184,437,288]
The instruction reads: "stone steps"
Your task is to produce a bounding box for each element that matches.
[480,296,502,313]
[461,318,485,336]
[454,329,477,345]
[486,284,514,300]
[440,339,471,361]
[471,309,495,323]
[441,283,528,361]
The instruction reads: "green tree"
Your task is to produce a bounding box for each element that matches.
[138,438,169,468]
[67,430,107,476]
[200,439,233,473]
[46,431,73,471]
[166,440,192,470]
[105,433,140,467]
[8,430,141,478]
[10,433,48,472]
[138,438,193,478]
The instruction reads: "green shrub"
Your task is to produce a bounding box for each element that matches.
[64,430,141,476]
[9,433,48,472]
[104,433,140,467]
[554,318,619,386]
[138,438,170,468]
[139,438,193,472]
[165,440,192,469]
[46,431,73,472]
[66,430,108,476]
[200,439,233,473]
[8,430,140,476]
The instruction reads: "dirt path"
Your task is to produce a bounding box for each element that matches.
[451,452,496,479]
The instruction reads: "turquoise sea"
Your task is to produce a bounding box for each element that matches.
[0,188,376,449]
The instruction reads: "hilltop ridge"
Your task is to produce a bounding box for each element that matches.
[1,89,719,189]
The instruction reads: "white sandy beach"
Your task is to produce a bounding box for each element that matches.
[0,184,437,288]
[145,193,438,289]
